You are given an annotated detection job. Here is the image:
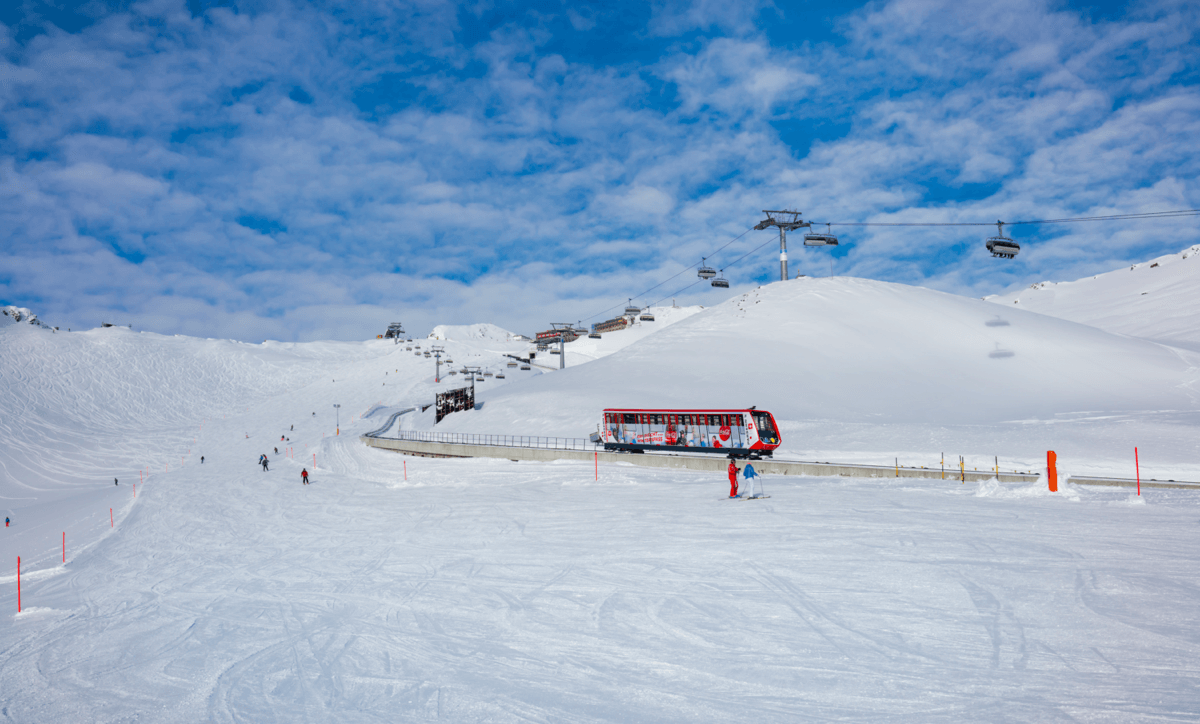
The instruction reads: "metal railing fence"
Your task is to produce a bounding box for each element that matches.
[372,428,600,451]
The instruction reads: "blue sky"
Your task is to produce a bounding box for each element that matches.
[1,0,1197,341]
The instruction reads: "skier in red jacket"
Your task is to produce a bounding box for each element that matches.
[727,459,739,497]
[301,468,309,485]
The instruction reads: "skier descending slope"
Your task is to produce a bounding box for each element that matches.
[727,459,739,498]
[301,469,309,485]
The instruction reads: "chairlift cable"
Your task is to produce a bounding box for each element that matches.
[580,225,755,323]
[813,209,1200,227]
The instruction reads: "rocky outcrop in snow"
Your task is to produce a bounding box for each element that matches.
[2,306,50,329]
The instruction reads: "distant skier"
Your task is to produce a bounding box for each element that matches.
[274,447,278,454]
[281,435,285,442]
[301,468,309,485]
[5,516,9,528]
[727,459,739,498]
[200,456,204,464]
[114,478,118,486]
[741,462,760,498]
[262,456,269,471]
[290,425,293,431]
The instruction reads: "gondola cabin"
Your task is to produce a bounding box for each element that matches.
[601,408,781,459]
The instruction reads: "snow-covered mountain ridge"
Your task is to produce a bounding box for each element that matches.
[986,244,1200,351]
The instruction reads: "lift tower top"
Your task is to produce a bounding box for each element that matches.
[755,210,810,281]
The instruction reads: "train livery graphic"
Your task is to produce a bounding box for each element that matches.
[601,408,781,458]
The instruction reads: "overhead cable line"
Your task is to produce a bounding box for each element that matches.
[815,209,1200,227]
[580,225,756,323]
[588,207,1199,326]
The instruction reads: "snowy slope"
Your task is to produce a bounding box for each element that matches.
[551,304,704,367]
[441,276,1200,429]
[987,244,1200,351]
[427,323,522,342]
[3,285,1200,720]
[423,276,1200,476]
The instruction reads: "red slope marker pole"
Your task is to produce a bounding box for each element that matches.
[595,451,598,481]
[62,532,65,563]
[1135,446,1141,496]
[110,508,113,528]
[16,556,20,613]
[313,453,316,469]
[134,483,136,498]
[1047,451,1058,493]
[403,460,407,481]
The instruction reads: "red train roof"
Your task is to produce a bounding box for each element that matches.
[603,408,772,414]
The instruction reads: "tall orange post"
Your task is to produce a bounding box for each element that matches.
[1047,451,1058,492]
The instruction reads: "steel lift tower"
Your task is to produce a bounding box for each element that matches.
[755,210,810,281]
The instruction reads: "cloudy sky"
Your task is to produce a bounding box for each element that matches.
[1,0,1197,341]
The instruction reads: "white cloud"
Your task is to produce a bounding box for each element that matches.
[0,0,1197,341]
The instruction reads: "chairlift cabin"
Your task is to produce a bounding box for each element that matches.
[697,257,717,279]
[711,270,730,289]
[484,372,493,377]
[507,361,518,367]
[588,332,601,339]
[804,223,839,246]
[496,373,505,379]
[640,312,655,322]
[449,370,457,375]
[985,222,1019,259]
[520,364,531,370]
[550,348,560,355]
[476,376,485,382]
[624,299,640,316]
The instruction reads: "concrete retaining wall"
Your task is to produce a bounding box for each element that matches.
[361,435,1042,484]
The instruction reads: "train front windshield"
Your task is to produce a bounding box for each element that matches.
[752,412,779,444]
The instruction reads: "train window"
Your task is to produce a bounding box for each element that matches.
[623,413,636,424]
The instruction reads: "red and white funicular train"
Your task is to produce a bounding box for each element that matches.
[601,408,782,459]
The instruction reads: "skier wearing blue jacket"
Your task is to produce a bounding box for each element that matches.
[741,462,760,498]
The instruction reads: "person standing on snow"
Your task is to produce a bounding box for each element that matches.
[301,469,309,485]
[201,456,204,464]
[741,462,760,498]
[114,478,118,486]
[5,516,9,528]
[727,459,739,498]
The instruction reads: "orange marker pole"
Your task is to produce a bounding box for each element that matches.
[595,451,598,480]
[110,508,113,528]
[16,556,20,613]
[404,460,407,481]
[62,532,65,563]
[1047,451,1058,493]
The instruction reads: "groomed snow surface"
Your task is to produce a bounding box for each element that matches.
[3,270,1200,721]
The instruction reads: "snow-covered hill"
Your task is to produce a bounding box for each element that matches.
[428,276,1200,474]
[4,279,1200,721]
[551,304,704,366]
[443,275,1200,427]
[986,244,1200,351]
[427,322,522,342]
